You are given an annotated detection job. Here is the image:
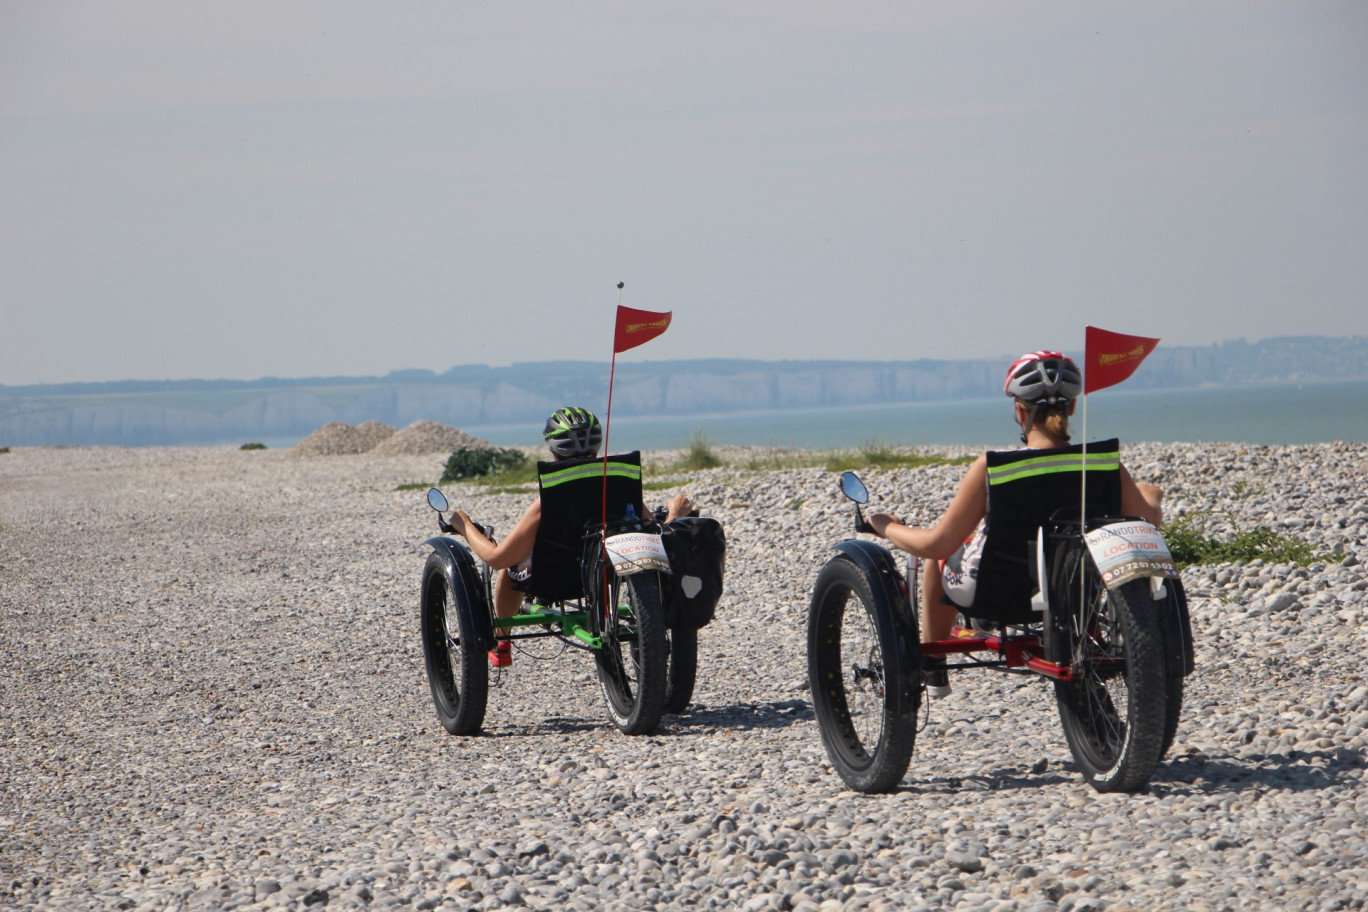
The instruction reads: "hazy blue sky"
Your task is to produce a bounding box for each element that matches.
[2,2,1364,386]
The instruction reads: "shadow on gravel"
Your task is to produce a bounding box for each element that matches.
[444,700,815,738]
[1148,748,1361,794]
[888,769,1077,795]
[662,699,814,734]
[475,716,609,737]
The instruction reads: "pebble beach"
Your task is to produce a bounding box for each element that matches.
[2,439,1367,912]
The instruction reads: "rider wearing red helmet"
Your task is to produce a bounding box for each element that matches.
[866,351,1163,696]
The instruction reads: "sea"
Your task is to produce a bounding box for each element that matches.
[461,379,1368,452]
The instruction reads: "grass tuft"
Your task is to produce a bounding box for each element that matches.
[823,443,975,474]
[1163,511,1332,568]
[678,429,724,470]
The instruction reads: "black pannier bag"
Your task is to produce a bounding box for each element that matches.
[661,517,726,629]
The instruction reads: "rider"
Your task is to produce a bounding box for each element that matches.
[866,351,1163,696]
[443,406,694,668]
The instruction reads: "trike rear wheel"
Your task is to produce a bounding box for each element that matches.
[596,572,668,735]
[1052,564,1167,792]
[420,551,489,735]
[807,556,918,793]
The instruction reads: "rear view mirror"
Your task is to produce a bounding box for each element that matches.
[839,472,869,505]
[427,488,449,513]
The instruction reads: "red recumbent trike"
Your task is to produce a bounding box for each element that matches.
[807,439,1195,793]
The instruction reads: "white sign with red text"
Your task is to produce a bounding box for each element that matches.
[1085,521,1178,589]
[605,531,671,576]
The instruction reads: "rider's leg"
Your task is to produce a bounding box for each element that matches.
[493,569,523,639]
[920,559,960,642]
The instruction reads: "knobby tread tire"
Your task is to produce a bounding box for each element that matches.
[806,556,918,793]
[1054,573,1167,793]
[596,572,668,735]
[420,551,489,735]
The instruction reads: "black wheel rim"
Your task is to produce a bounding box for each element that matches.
[816,583,886,767]
[602,579,643,713]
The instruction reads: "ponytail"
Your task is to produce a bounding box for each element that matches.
[1040,408,1070,441]
[1015,397,1072,443]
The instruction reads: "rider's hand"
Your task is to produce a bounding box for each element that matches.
[868,512,900,538]
[664,494,694,523]
[448,509,473,539]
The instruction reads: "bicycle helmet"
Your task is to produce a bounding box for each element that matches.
[1003,351,1083,406]
[543,406,603,459]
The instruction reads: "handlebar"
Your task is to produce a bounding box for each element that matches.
[652,506,701,523]
[853,504,874,535]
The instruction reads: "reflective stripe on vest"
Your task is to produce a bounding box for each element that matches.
[540,460,642,489]
[986,449,1120,486]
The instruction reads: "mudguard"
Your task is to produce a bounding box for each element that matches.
[423,536,495,653]
[1157,577,1196,678]
[828,539,923,711]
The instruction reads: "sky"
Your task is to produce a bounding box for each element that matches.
[1,2,1365,386]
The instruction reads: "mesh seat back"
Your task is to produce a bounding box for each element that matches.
[966,438,1122,623]
[518,452,645,602]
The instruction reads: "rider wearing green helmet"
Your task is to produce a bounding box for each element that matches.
[442,406,693,668]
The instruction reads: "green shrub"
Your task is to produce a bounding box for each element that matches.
[240,442,267,451]
[0,446,10,455]
[679,429,724,470]
[441,446,529,483]
[1163,512,1332,568]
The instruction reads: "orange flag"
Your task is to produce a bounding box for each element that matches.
[613,306,672,353]
[1084,326,1160,394]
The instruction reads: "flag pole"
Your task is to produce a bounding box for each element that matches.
[602,282,626,531]
[1074,370,1091,644]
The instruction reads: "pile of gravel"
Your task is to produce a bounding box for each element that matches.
[289,422,374,456]
[353,420,397,451]
[368,420,491,456]
[291,420,488,457]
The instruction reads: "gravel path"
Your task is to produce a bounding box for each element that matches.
[2,442,1366,912]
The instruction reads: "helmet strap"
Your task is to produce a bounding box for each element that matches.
[1018,402,1038,445]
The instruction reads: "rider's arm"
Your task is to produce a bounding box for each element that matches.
[1120,466,1163,526]
[453,500,541,570]
[869,455,988,560]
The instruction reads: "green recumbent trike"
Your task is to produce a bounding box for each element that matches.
[419,451,724,736]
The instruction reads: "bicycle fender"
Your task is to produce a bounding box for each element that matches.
[830,540,920,649]
[1157,577,1196,678]
[424,536,495,652]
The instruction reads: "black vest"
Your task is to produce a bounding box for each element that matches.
[966,438,1122,623]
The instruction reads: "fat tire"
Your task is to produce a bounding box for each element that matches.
[806,556,918,793]
[420,551,489,735]
[1053,566,1167,793]
[596,572,668,735]
[664,626,698,714]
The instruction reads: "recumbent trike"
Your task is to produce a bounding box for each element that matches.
[807,438,1195,793]
[420,450,724,736]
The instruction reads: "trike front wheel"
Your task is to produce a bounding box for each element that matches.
[420,551,489,735]
[806,556,919,793]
